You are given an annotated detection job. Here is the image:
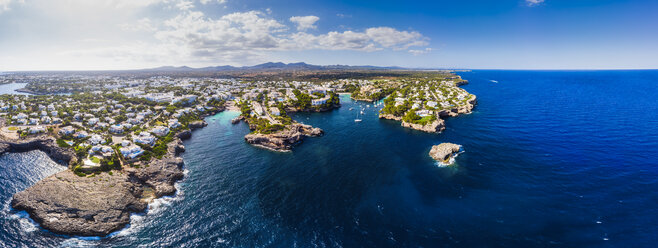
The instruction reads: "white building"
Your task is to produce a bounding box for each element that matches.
[109,124,124,134]
[87,118,99,126]
[29,126,46,134]
[311,96,330,106]
[120,145,144,159]
[134,132,156,146]
[74,131,89,139]
[89,134,106,145]
[150,126,170,137]
[269,107,281,116]
[59,126,76,136]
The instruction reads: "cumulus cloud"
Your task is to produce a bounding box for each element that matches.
[1,0,432,68]
[526,0,545,6]
[285,27,427,52]
[289,15,320,31]
[152,10,429,57]
[155,11,286,53]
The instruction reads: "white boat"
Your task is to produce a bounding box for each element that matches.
[355,109,362,122]
[354,119,362,122]
[349,107,353,110]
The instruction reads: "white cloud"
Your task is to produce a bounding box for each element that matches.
[289,15,319,31]
[408,48,432,56]
[176,0,194,10]
[365,27,427,50]
[0,0,432,69]
[285,28,428,52]
[526,0,545,6]
[120,18,157,32]
[200,0,226,4]
[0,0,24,13]
[153,10,286,60]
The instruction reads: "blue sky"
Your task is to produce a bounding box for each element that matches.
[0,0,656,70]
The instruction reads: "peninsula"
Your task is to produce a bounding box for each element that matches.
[378,76,476,133]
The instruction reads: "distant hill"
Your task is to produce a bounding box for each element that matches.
[6,62,452,81]
[143,62,406,72]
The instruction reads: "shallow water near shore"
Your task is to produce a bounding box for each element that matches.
[1,70,658,247]
[0,83,30,95]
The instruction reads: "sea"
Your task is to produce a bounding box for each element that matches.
[1,70,657,247]
[0,83,30,95]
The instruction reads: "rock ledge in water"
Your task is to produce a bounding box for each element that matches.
[429,143,462,163]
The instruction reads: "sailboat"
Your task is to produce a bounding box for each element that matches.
[355,109,362,122]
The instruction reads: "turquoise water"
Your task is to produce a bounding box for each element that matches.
[0,83,29,95]
[1,70,658,247]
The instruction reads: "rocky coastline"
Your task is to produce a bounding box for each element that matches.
[0,136,77,166]
[379,94,476,133]
[5,114,218,236]
[437,95,477,118]
[285,103,341,113]
[244,122,323,152]
[379,114,446,133]
[401,119,446,133]
[349,96,377,103]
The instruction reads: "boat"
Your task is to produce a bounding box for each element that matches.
[349,107,353,110]
[355,109,363,122]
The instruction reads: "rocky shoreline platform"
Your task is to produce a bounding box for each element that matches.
[3,125,203,236]
[244,122,323,152]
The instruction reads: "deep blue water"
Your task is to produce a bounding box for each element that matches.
[1,70,658,247]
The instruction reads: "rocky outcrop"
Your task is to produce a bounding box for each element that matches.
[11,170,146,236]
[188,120,208,130]
[350,96,377,103]
[438,95,477,118]
[285,103,340,113]
[231,115,245,124]
[244,123,323,152]
[128,140,186,198]
[0,136,77,166]
[9,131,193,236]
[429,143,462,163]
[176,129,192,140]
[379,114,445,133]
[401,119,446,133]
[378,114,402,121]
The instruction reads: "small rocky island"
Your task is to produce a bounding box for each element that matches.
[429,143,462,165]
